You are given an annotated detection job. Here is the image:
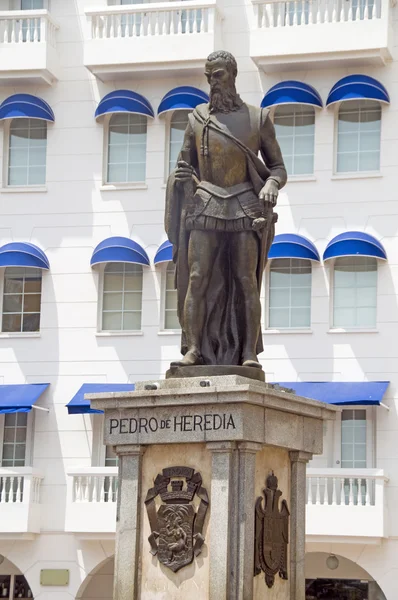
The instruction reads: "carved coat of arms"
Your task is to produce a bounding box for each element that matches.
[144,466,209,572]
[254,471,290,588]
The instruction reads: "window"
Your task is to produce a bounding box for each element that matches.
[341,409,367,468]
[273,104,315,176]
[164,261,179,330]
[168,110,190,175]
[105,445,118,467]
[336,100,381,173]
[333,256,377,329]
[106,113,147,184]
[7,118,47,187]
[21,0,44,7]
[268,258,311,328]
[2,267,42,333]
[1,413,28,467]
[102,262,143,331]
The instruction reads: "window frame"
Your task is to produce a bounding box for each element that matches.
[0,411,35,468]
[97,262,144,335]
[164,109,191,182]
[270,104,316,179]
[329,256,378,331]
[3,118,48,190]
[92,414,119,467]
[333,406,375,468]
[0,266,43,336]
[264,258,313,331]
[102,113,148,189]
[160,260,180,333]
[333,99,382,176]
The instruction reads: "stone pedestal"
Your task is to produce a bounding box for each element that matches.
[88,375,337,600]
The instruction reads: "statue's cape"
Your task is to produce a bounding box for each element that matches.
[165,104,276,362]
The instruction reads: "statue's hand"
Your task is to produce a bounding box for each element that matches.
[175,160,195,184]
[259,179,279,209]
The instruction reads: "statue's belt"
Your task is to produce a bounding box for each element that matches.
[196,181,253,199]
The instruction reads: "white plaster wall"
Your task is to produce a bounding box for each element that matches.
[0,0,396,597]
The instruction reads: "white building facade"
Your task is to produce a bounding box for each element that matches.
[0,0,395,598]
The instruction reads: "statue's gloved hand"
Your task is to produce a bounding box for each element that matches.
[175,160,196,185]
[259,178,279,209]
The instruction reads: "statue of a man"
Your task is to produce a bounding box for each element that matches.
[165,51,287,369]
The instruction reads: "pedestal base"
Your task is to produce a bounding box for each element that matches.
[88,376,337,600]
[166,364,265,382]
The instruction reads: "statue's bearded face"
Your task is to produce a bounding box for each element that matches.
[205,58,242,114]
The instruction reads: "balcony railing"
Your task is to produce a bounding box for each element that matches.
[254,0,382,29]
[84,0,220,79]
[0,10,59,84]
[0,468,43,534]
[66,467,118,535]
[88,2,215,39]
[306,468,388,540]
[0,10,57,45]
[250,0,393,70]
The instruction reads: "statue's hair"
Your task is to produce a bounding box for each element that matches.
[206,51,238,78]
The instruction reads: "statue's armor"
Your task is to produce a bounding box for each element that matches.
[185,104,267,232]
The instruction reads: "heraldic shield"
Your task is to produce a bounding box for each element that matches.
[254,471,290,588]
[144,466,209,573]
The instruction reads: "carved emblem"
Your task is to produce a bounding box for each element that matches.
[254,471,290,588]
[145,466,209,572]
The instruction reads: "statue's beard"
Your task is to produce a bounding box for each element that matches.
[209,85,243,113]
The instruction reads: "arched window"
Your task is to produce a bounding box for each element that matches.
[268,258,312,329]
[1,267,42,333]
[107,113,147,184]
[273,104,315,176]
[333,256,377,328]
[102,262,143,331]
[336,100,381,173]
[164,261,179,330]
[168,110,190,175]
[8,118,47,187]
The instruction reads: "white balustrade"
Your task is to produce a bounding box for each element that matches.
[69,468,119,504]
[0,10,58,46]
[0,468,43,505]
[306,468,386,507]
[86,1,216,40]
[253,0,382,28]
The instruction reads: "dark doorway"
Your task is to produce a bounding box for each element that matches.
[306,579,368,599]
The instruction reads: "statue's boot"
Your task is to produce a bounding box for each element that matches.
[242,358,262,370]
[171,350,204,367]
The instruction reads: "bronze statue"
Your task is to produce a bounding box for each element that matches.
[165,50,287,369]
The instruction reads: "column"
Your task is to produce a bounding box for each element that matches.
[289,450,312,600]
[206,441,236,600]
[235,442,263,600]
[113,444,145,600]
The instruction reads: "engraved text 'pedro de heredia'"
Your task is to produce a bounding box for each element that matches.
[109,412,237,435]
[145,467,209,573]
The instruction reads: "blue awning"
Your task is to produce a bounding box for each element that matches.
[158,86,209,116]
[0,384,49,414]
[91,237,150,267]
[0,94,54,122]
[326,75,390,106]
[269,234,320,262]
[154,240,173,264]
[261,81,323,109]
[67,383,136,414]
[95,90,154,120]
[0,242,50,270]
[273,381,389,406]
[323,232,387,261]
